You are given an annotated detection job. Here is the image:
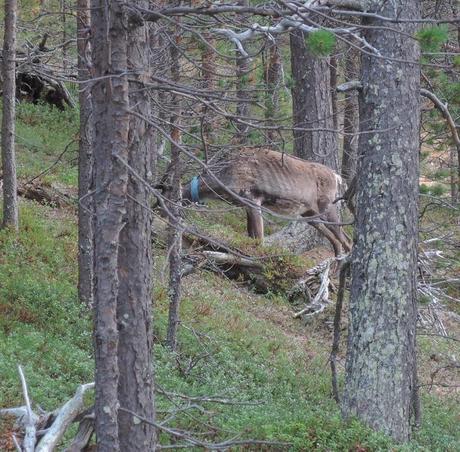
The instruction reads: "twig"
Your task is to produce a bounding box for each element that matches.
[26,139,77,185]
[18,365,36,452]
[12,435,21,452]
[119,407,292,450]
[156,388,263,406]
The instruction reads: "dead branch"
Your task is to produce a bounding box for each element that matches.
[17,183,75,208]
[63,414,94,452]
[290,258,335,318]
[35,382,95,452]
[119,407,292,450]
[156,388,262,406]
[18,365,37,452]
[201,250,263,269]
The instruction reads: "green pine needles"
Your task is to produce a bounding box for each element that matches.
[305,30,336,56]
[417,25,449,53]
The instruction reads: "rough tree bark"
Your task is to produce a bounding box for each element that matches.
[270,29,339,253]
[264,38,282,145]
[342,0,420,443]
[341,46,360,184]
[289,28,338,170]
[1,0,19,231]
[61,0,67,72]
[91,0,129,449]
[166,14,183,352]
[234,0,251,144]
[116,0,156,447]
[77,0,93,307]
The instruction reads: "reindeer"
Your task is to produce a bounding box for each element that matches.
[181,147,352,256]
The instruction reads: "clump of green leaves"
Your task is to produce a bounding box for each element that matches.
[417,25,449,53]
[306,30,336,56]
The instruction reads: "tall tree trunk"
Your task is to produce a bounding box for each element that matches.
[341,47,360,184]
[150,1,167,182]
[201,30,216,152]
[342,0,420,443]
[1,0,18,231]
[264,38,282,145]
[77,0,93,307]
[274,29,338,254]
[116,1,156,446]
[91,1,129,449]
[166,16,183,352]
[449,145,459,202]
[290,28,338,170]
[234,0,251,145]
[61,0,67,72]
[330,54,338,132]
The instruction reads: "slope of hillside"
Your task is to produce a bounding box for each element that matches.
[0,103,459,450]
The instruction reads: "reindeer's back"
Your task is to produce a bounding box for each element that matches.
[226,148,338,213]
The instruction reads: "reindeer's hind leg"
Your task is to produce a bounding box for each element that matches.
[323,208,352,253]
[246,202,264,243]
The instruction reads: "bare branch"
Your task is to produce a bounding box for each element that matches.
[17,365,37,452]
[35,382,95,452]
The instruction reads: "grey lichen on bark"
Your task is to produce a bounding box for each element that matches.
[116,0,156,449]
[342,0,420,443]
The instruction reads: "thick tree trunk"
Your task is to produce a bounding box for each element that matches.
[1,0,18,231]
[277,29,339,253]
[77,0,93,307]
[341,47,360,184]
[342,0,420,443]
[289,28,338,170]
[116,1,156,447]
[166,17,183,352]
[91,1,129,449]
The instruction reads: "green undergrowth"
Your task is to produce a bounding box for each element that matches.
[0,202,458,450]
[185,202,315,292]
[0,202,92,409]
[1,108,459,448]
[13,102,79,187]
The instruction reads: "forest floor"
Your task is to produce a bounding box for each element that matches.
[0,103,459,450]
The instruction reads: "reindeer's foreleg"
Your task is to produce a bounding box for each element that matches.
[246,203,264,243]
[324,209,352,253]
[309,221,343,257]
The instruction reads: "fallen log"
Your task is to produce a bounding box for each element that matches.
[17,183,75,208]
